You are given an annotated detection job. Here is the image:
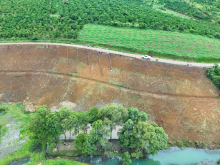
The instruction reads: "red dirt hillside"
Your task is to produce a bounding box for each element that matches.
[0,44,219,146]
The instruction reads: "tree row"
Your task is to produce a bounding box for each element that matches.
[29,103,168,165]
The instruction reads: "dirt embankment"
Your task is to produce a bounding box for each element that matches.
[0,44,220,146]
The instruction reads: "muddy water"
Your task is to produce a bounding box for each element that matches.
[77,147,220,165]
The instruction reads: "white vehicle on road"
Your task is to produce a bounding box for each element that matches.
[142,55,152,60]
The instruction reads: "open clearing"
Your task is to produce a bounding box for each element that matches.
[77,24,220,62]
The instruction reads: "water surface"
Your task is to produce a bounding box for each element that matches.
[78,147,220,165]
[9,157,30,165]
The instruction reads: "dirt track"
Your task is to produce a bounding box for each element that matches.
[1,42,219,68]
[0,43,220,147]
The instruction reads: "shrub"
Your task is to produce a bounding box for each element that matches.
[206,65,220,89]
[176,141,184,148]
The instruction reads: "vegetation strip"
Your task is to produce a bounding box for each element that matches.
[77,24,220,62]
[1,0,220,42]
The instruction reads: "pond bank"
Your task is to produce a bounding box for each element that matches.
[55,147,220,165]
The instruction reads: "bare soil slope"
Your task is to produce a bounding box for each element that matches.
[0,44,219,146]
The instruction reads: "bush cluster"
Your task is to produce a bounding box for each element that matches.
[206,65,220,89]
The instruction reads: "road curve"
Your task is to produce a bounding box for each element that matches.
[1,42,219,68]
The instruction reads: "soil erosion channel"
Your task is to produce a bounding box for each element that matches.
[0,44,220,146]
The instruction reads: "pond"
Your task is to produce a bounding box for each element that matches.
[9,158,30,165]
[0,111,4,114]
[77,147,220,165]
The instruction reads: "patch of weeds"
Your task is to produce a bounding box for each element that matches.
[80,64,85,68]
[109,79,130,89]
[43,158,86,165]
[195,140,206,148]
[134,95,141,101]
[183,140,195,148]
[68,73,77,77]
[29,140,42,153]
[16,103,25,113]
[1,126,8,137]
[50,70,59,75]
[176,140,185,148]
[111,67,121,74]
[116,84,130,89]
[49,151,78,157]
[36,46,45,49]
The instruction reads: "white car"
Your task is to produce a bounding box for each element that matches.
[142,55,152,60]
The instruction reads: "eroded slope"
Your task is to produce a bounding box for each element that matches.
[0,44,219,146]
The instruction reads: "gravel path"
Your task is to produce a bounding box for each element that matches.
[0,42,219,68]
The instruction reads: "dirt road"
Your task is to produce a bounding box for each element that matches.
[1,42,219,68]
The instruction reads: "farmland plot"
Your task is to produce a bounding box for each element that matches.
[77,24,220,61]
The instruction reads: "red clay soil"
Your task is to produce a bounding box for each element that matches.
[0,44,220,146]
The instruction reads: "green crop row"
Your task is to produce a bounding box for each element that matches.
[77,24,220,61]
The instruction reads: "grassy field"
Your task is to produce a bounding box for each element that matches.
[77,24,220,62]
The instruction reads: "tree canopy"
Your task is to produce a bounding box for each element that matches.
[1,0,220,42]
[29,104,168,165]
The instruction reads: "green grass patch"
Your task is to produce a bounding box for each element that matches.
[0,103,44,165]
[0,103,27,126]
[77,24,220,62]
[69,73,78,77]
[43,158,87,165]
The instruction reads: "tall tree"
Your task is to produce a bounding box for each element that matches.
[131,122,168,158]
[90,120,111,156]
[74,133,96,156]
[99,103,128,140]
[59,107,78,141]
[77,111,90,134]
[29,105,63,153]
[118,119,136,150]
[89,107,99,123]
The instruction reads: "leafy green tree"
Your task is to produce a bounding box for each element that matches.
[118,119,136,150]
[89,107,99,123]
[118,121,168,158]
[121,152,132,165]
[77,111,91,134]
[99,103,128,140]
[90,119,111,156]
[131,122,168,158]
[90,120,110,142]
[74,133,96,156]
[59,107,77,141]
[128,107,147,123]
[29,105,63,153]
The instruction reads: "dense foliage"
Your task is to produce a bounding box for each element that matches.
[154,0,220,24]
[78,24,220,61]
[206,65,220,89]
[1,0,220,42]
[29,104,168,165]
[156,0,211,21]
